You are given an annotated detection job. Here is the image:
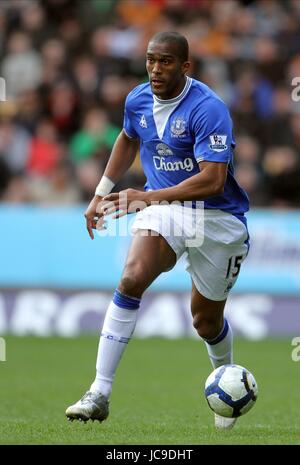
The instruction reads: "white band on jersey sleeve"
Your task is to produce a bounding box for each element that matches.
[123,128,136,139]
[95,176,115,198]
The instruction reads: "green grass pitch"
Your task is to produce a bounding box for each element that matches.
[0,336,299,445]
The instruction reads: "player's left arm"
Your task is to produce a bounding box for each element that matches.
[146,160,228,202]
[101,160,227,218]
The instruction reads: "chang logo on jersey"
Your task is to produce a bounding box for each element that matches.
[171,117,186,137]
[209,134,228,152]
[154,143,194,172]
[153,156,194,172]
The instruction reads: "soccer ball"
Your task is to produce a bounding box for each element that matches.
[204,364,258,418]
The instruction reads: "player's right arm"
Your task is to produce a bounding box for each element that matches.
[84,129,139,239]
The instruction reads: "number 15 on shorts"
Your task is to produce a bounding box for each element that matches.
[226,255,244,279]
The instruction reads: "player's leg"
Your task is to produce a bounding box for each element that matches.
[190,284,236,430]
[66,230,176,422]
[190,283,232,369]
[90,230,176,397]
[187,211,248,369]
[186,211,249,429]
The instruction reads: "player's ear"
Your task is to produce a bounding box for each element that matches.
[182,61,190,74]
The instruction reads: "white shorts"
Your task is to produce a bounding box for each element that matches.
[131,204,249,301]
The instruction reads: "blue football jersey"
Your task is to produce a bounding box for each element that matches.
[123,76,249,217]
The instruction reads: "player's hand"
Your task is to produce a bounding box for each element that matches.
[102,189,150,219]
[84,195,107,240]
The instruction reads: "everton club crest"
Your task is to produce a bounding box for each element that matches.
[171,116,186,137]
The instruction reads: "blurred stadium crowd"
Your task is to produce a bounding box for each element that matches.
[0,0,300,207]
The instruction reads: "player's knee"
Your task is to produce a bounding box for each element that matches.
[118,264,148,298]
[193,314,221,340]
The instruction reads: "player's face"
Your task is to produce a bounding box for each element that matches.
[146,41,190,99]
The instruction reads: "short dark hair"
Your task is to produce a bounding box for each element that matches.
[149,31,189,62]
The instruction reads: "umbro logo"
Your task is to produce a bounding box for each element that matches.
[139,114,147,128]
